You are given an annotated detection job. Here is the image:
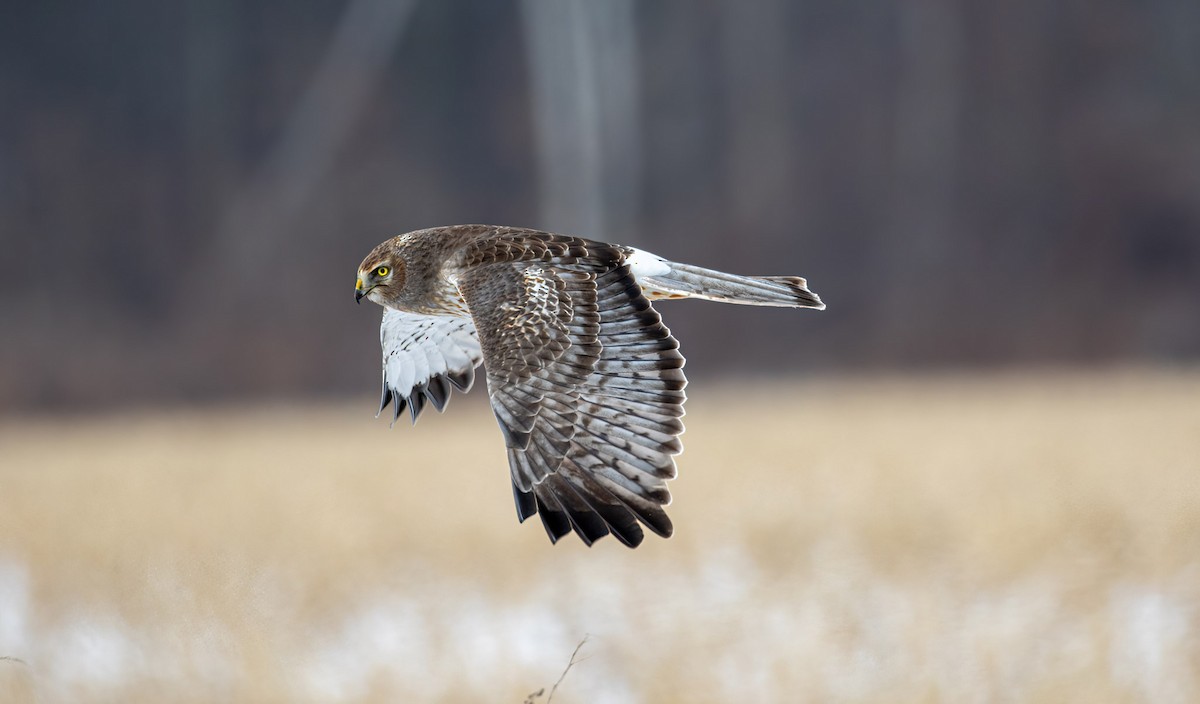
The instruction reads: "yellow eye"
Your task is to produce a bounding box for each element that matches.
[375,266,390,277]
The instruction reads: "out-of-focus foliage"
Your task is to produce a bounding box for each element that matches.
[2,371,1198,700]
[2,0,1198,410]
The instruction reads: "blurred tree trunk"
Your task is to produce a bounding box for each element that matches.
[520,0,641,241]
[878,0,964,352]
[718,0,798,261]
[204,0,419,309]
[183,1,242,268]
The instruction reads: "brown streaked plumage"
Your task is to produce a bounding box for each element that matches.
[356,225,824,548]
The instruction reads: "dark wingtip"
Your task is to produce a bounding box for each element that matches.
[424,375,451,412]
[408,388,427,424]
[558,474,646,548]
[597,508,644,548]
[535,502,572,544]
[447,366,475,392]
[389,390,407,427]
[612,526,645,548]
[377,380,392,417]
[513,483,538,522]
[566,517,605,547]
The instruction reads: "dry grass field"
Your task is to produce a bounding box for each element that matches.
[1,368,1198,703]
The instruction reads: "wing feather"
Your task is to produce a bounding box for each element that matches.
[474,262,685,547]
[446,233,687,548]
[378,308,482,424]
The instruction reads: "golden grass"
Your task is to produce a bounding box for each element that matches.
[0,368,1198,702]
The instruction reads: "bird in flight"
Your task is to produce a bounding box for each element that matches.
[356,225,823,547]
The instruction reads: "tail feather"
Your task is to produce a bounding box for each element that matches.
[639,262,825,309]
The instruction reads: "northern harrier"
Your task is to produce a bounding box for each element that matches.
[356,225,823,547]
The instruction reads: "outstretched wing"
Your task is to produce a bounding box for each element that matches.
[378,308,483,424]
[459,254,687,548]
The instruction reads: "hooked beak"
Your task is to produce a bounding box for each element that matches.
[355,278,366,304]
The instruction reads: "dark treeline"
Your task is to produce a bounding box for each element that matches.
[2,0,1198,411]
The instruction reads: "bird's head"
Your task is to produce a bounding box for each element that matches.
[356,243,406,306]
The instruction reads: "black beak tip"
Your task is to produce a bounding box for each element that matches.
[355,290,364,304]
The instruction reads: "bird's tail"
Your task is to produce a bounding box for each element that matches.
[639,262,825,309]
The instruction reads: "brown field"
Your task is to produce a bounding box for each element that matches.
[1,368,1198,703]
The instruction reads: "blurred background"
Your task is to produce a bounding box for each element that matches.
[2,1,1199,702]
[2,0,1197,411]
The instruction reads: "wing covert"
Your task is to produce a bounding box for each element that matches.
[457,261,601,452]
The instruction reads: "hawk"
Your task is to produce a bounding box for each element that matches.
[355,225,823,547]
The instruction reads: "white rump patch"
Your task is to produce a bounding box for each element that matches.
[626,247,672,278]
